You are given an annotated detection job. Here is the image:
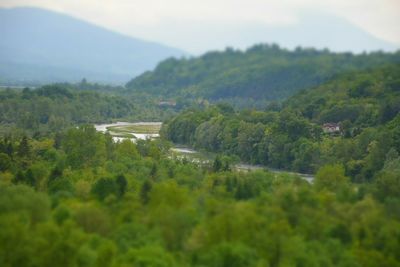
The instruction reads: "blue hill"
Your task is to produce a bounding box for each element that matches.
[0,7,185,85]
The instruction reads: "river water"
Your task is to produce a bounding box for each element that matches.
[94,122,314,181]
[94,121,161,142]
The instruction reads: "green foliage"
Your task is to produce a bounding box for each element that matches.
[0,53,400,267]
[140,179,153,205]
[17,136,30,157]
[287,64,400,126]
[123,245,175,267]
[0,184,50,224]
[0,127,399,266]
[48,177,74,195]
[62,125,107,168]
[0,153,11,172]
[374,171,400,202]
[0,83,178,135]
[127,45,400,104]
[75,205,111,236]
[91,177,117,201]
[314,164,349,191]
[198,242,257,267]
[162,64,400,178]
[115,174,128,198]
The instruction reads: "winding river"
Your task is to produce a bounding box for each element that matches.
[94,121,161,142]
[94,121,314,181]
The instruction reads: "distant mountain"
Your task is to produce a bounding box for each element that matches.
[143,11,399,54]
[126,44,400,103]
[0,7,185,85]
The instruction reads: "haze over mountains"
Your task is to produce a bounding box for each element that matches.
[0,7,398,86]
[137,12,399,54]
[0,7,185,85]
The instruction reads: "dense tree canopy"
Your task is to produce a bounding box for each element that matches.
[126,44,400,104]
[0,83,178,136]
[162,65,400,179]
[1,44,399,266]
[1,126,399,266]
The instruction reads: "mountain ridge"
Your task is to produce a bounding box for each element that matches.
[126,44,400,103]
[132,10,399,54]
[0,7,185,85]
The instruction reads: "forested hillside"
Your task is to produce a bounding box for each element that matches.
[0,60,399,267]
[127,44,400,102]
[0,83,177,136]
[162,64,400,179]
[1,126,399,266]
[285,64,400,124]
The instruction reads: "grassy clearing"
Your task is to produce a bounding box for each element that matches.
[107,124,161,134]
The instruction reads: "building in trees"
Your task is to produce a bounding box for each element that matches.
[322,123,341,134]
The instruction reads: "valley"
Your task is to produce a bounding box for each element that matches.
[94,121,316,181]
[0,5,399,265]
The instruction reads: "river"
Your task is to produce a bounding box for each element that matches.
[94,121,161,142]
[94,122,314,181]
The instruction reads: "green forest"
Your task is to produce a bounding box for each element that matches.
[126,44,400,105]
[1,126,399,267]
[1,47,400,267]
[0,83,178,136]
[162,64,400,177]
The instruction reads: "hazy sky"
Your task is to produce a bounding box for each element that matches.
[1,0,399,53]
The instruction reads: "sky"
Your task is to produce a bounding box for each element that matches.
[1,0,399,54]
